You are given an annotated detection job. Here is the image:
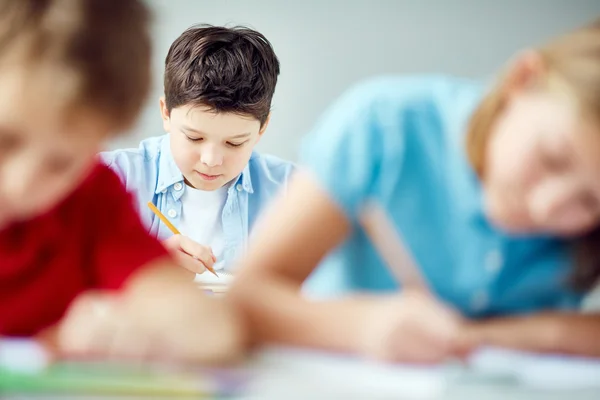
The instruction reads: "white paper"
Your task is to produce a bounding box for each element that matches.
[467,346,600,390]
[252,346,447,399]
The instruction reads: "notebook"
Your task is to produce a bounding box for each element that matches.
[253,346,447,399]
[254,345,600,395]
[465,346,600,390]
[195,270,235,294]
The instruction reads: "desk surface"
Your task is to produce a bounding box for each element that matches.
[2,344,600,399]
[242,347,600,399]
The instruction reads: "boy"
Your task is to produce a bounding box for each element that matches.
[101,25,294,275]
[0,0,242,362]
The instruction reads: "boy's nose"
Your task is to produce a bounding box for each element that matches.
[200,146,223,167]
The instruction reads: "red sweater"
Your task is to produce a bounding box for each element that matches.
[0,164,167,336]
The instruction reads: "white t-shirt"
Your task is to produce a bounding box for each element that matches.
[178,183,229,271]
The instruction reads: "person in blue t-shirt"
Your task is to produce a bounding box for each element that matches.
[231,19,600,362]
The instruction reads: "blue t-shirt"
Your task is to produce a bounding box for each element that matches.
[302,75,581,317]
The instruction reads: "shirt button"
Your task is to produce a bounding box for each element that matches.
[485,249,503,274]
[236,184,243,192]
[470,290,489,312]
[167,209,177,218]
[161,189,167,194]
[174,182,183,191]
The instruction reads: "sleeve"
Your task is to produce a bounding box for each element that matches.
[98,150,130,184]
[266,157,297,195]
[299,78,406,223]
[98,146,156,227]
[98,146,153,195]
[87,166,169,290]
[282,161,297,195]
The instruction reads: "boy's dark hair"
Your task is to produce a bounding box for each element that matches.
[164,25,280,126]
[0,0,151,133]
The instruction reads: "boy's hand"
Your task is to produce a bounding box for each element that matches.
[162,234,216,274]
[57,269,244,363]
[358,290,464,363]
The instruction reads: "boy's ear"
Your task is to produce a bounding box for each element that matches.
[159,96,171,132]
[501,50,546,99]
[258,113,271,139]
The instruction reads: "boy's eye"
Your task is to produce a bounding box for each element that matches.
[185,135,203,142]
[227,141,246,148]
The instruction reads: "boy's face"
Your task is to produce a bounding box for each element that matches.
[161,99,268,191]
[0,69,107,230]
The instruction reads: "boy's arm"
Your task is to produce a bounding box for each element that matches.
[231,173,462,362]
[460,312,600,356]
[230,171,361,350]
[56,166,243,362]
[58,257,244,363]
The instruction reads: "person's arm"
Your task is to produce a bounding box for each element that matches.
[230,172,462,363]
[56,166,243,363]
[459,312,600,356]
[231,171,362,351]
[57,256,245,363]
[231,82,383,351]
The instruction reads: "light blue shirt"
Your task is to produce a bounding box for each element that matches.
[302,75,582,317]
[100,134,294,268]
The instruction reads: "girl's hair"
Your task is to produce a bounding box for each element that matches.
[466,18,600,291]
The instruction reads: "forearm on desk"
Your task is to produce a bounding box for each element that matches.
[229,273,375,353]
[463,312,600,356]
[125,257,197,295]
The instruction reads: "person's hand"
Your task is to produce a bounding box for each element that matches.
[56,268,244,364]
[57,290,244,364]
[358,290,464,363]
[162,234,216,274]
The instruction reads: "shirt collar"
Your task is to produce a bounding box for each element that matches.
[154,135,256,195]
[154,135,185,194]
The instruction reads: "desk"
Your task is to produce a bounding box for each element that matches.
[241,347,600,399]
[2,346,600,399]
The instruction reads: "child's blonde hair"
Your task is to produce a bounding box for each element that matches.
[467,18,600,177]
[0,0,152,133]
[466,18,600,290]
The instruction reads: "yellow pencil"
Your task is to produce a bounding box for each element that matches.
[147,201,219,278]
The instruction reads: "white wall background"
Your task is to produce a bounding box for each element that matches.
[111,0,600,162]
